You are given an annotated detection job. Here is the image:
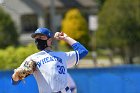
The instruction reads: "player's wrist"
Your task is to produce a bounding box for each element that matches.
[63,36,77,46]
[63,36,69,41]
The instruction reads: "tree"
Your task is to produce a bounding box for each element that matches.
[61,8,90,49]
[0,43,38,70]
[96,0,106,10]
[0,8,19,48]
[96,0,140,64]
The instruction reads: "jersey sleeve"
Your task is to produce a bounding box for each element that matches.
[65,42,88,68]
[19,56,31,67]
[65,51,79,68]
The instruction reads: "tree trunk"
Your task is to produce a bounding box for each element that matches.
[123,46,134,64]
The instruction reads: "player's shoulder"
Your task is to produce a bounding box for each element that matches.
[30,51,46,57]
[25,51,45,60]
[49,51,67,56]
[50,51,77,57]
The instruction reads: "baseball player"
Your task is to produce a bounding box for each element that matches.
[11,27,88,93]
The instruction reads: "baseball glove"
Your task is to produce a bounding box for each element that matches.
[15,60,36,80]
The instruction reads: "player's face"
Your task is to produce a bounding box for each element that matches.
[34,35,48,40]
[47,38,53,46]
[34,34,53,46]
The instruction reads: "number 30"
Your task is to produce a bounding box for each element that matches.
[57,65,65,74]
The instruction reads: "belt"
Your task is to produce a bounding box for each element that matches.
[57,86,70,93]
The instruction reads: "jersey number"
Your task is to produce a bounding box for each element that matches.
[57,65,65,74]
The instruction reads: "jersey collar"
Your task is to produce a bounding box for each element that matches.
[43,50,53,53]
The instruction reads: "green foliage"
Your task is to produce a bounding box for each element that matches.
[0,43,38,70]
[96,0,106,10]
[0,8,19,48]
[96,0,140,48]
[61,8,90,49]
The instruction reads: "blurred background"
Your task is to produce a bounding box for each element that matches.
[0,0,140,93]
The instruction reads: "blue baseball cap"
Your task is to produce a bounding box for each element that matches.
[31,27,53,38]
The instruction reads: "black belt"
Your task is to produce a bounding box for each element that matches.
[57,86,70,93]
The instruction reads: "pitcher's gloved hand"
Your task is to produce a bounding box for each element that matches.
[14,60,36,80]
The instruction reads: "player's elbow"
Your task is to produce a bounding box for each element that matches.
[84,49,88,56]
[79,49,88,60]
[72,42,88,60]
